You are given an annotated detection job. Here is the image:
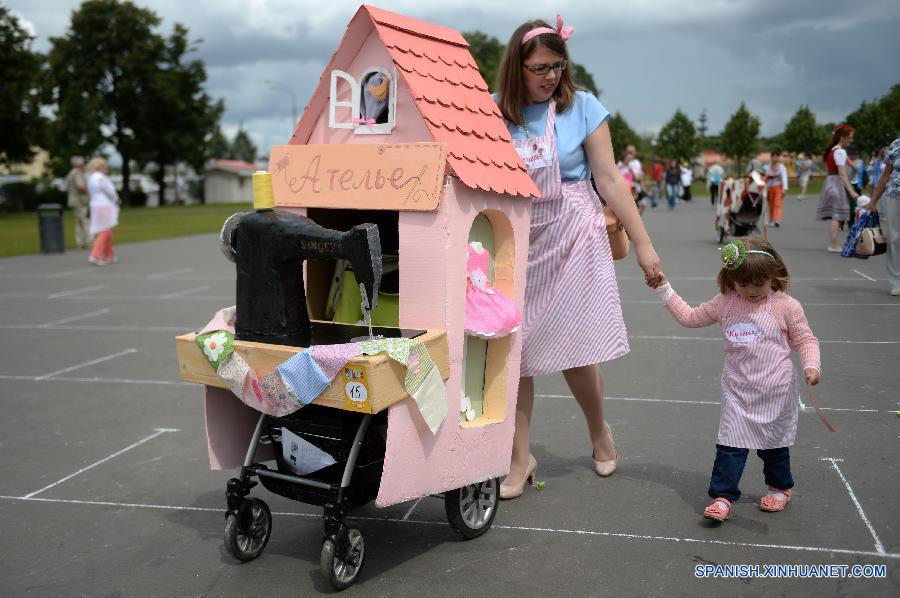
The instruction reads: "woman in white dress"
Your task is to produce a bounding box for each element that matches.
[86,157,120,265]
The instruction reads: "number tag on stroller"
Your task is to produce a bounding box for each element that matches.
[342,365,371,412]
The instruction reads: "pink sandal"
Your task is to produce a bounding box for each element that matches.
[759,487,793,512]
[703,497,732,522]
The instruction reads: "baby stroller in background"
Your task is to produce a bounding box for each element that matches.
[715,173,767,243]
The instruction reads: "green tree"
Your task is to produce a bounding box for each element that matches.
[782,105,825,155]
[230,128,257,163]
[846,86,900,155]
[656,109,697,161]
[136,23,223,201]
[0,7,46,165]
[720,102,760,174]
[570,62,599,96]
[208,127,231,160]
[47,0,168,203]
[879,84,900,137]
[607,112,639,160]
[463,31,504,90]
[463,29,599,96]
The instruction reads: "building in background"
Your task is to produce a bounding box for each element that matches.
[203,159,256,203]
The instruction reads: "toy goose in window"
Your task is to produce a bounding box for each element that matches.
[358,72,390,125]
[464,241,521,338]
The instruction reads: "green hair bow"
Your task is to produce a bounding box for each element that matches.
[720,239,775,270]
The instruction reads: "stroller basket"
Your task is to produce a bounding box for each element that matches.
[257,405,387,507]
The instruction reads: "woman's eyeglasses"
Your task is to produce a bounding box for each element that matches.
[523,60,568,76]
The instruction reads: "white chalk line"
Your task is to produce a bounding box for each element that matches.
[37,308,110,327]
[0,323,188,332]
[0,374,190,386]
[821,458,886,555]
[853,269,877,282]
[20,428,180,499]
[622,300,900,307]
[0,323,897,346]
[630,335,900,345]
[0,272,231,281]
[1,495,896,560]
[536,394,885,414]
[146,267,193,280]
[618,275,884,283]
[44,267,97,278]
[46,284,107,299]
[402,497,424,521]
[0,292,227,302]
[34,348,138,380]
[158,285,211,299]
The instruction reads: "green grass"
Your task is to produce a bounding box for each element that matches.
[0,202,250,258]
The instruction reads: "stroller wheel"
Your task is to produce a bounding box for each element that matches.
[224,497,272,562]
[321,527,365,590]
[444,477,500,540]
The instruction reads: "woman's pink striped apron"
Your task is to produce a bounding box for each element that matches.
[512,100,629,377]
[718,292,799,449]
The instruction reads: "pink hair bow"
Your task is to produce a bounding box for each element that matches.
[353,117,376,125]
[522,13,574,44]
[555,14,573,41]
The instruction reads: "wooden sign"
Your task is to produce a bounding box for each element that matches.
[269,142,448,211]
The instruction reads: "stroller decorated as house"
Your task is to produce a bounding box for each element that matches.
[715,172,767,243]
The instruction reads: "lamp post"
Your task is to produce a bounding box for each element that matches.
[265,80,297,125]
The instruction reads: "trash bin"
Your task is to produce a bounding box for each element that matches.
[37,203,65,254]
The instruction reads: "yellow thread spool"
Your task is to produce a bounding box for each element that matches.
[252,171,275,210]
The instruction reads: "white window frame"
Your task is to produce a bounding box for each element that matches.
[327,67,397,135]
[328,70,358,129]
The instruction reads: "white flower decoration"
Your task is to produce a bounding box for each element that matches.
[468,268,494,294]
[203,332,229,363]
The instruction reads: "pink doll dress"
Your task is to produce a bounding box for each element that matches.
[465,242,522,338]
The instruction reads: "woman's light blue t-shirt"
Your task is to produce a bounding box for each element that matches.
[494,90,610,181]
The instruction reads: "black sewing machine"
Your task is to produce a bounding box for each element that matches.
[221,208,391,347]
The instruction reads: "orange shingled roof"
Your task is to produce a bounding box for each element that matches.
[291,5,538,199]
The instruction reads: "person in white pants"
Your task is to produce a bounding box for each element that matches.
[868,138,900,296]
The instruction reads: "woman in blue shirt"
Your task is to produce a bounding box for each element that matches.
[493,15,663,499]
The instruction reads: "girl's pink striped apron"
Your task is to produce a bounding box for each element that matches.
[718,292,799,449]
[511,100,629,377]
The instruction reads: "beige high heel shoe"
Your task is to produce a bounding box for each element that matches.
[592,422,618,477]
[500,454,538,500]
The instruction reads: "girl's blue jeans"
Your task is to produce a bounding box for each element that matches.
[708,444,794,502]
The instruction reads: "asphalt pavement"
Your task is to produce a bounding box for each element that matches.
[0,193,897,597]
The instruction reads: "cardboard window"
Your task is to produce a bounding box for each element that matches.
[356,68,396,135]
[328,70,358,129]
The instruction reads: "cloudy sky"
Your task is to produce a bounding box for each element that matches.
[9,0,899,159]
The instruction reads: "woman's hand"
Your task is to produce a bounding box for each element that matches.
[636,243,662,287]
[804,367,821,386]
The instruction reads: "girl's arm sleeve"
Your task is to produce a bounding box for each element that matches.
[785,299,821,372]
[656,283,722,327]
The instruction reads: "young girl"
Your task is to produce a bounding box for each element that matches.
[652,238,821,521]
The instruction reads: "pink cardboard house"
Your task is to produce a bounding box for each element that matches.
[206,5,539,508]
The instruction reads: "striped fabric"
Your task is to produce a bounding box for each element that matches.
[717,293,800,449]
[512,100,629,377]
[664,290,819,449]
